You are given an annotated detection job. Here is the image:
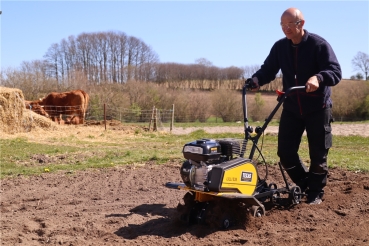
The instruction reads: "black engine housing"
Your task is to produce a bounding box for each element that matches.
[180,138,242,190]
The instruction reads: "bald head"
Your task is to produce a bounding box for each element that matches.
[280,7,305,44]
[282,8,304,21]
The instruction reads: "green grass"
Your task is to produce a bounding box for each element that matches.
[249,134,369,172]
[1,131,368,178]
[329,135,369,171]
[0,137,77,162]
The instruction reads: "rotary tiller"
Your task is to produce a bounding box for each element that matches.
[165,79,306,229]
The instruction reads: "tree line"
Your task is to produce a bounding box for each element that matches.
[43,31,159,84]
[1,31,253,88]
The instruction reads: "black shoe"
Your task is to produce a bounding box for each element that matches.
[306,190,324,204]
[307,197,322,205]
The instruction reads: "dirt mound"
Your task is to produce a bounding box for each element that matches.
[1,162,368,245]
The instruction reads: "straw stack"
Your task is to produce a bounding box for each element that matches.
[0,86,56,134]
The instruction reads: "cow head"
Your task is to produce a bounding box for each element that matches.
[25,100,50,118]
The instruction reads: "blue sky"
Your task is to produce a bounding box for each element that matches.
[1,0,368,79]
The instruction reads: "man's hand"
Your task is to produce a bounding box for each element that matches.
[251,77,260,91]
[306,75,320,93]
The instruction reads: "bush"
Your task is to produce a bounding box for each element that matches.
[250,93,266,121]
[211,89,243,122]
[173,90,212,122]
[331,80,369,121]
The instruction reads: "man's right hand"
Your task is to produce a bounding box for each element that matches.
[250,77,260,91]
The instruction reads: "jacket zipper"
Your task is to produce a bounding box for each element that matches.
[294,47,303,115]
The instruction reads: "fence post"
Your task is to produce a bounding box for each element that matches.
[104,103,106,130]
[149,106,155,131]
[170,104,174,132]
[153,108,157,131]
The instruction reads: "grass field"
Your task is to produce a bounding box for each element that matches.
[1,126,368,179]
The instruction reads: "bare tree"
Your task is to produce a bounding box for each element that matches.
[44,43,61,84]
[108,32,119,83]
[118,32,128,83]
[352,51,369,80]
[63,35,79,83]
[139,43,159,82]
[242,65,260,79]
[195,58,213,67]
[1,60,58,99]
[60,38,71,86]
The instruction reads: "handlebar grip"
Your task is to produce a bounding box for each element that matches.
[245,78,258,90]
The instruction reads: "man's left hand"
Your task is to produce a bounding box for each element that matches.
[306,76,320,93]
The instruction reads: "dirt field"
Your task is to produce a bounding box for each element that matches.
[1,124,369,246]
[169,123,369,137]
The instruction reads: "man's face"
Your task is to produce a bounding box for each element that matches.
[280,15,303,41]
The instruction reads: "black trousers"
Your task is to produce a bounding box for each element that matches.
[277,107,333,197]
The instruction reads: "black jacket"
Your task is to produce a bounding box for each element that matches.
[252,29,341,115]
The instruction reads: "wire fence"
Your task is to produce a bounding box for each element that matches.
[24,101,368,133]
[42,105,83,117]
[86,104,175,131]
[84,104,369,133]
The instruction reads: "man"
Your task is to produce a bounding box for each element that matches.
[250,7,341,204]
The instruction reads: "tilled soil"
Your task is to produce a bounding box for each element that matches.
[1,123,369,246]
[1,161,369,246]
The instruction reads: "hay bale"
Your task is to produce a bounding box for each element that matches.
[0,87,25,134]
[0,86,56,134]
[23,110,57,131]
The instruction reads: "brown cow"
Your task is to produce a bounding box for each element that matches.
[25,90,89,125]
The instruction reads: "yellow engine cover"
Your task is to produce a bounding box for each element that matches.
[206,157,258,196]
[221,161,258,195]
